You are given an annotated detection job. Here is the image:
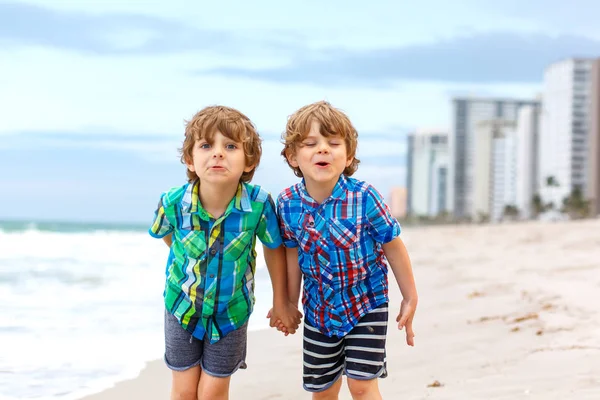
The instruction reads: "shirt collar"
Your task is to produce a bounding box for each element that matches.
[232,182,253,213]
[180,180,199,213]
[330,175,349,201]
[298,175,348,207]
[181,180,253,214]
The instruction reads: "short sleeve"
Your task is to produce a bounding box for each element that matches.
[276,195,298,248]
[365,185,401,244]
[256,194,283,249]
[149,194,174,239]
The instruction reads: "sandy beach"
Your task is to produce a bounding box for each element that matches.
[82,218,600,399]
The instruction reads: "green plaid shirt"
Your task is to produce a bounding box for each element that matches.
[149,180,282,343]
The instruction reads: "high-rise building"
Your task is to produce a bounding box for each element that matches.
[449,98,540,219]
[491,125,518,222]
[515,103,542,219]
[539,58,595,208]
[589,59,600,216]
[406,129,448,217]
[472,120,517,222]
[473,120,515,221]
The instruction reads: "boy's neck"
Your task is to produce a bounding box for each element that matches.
[198,180,239,219]
[304,178,338,204]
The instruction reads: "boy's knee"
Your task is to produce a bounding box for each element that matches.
[347,378,379,399]
[312,378,342,400]
[199,386,229,400]
[170,388,197,400]
[313,390,339,400]
[198,374,231,400]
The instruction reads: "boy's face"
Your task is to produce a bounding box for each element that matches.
[287,120,353,187]
[186,131,253,186]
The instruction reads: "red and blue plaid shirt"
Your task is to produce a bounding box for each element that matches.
[277,175,401,337]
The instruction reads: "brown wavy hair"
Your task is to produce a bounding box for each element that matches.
[281,101,360,178]
[180,106,262,183]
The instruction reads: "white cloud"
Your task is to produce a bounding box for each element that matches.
[0,46,541,139]
[11,0,530,47]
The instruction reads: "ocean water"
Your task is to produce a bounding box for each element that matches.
[0,220,274,400]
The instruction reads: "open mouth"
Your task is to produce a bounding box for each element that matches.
[315,162,330,167]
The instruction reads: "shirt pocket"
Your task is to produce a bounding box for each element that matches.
[295,225,314,254]
[328,218,359,249]
[177,228,207,259]
[223,229,254,262]
[295,213,317,253]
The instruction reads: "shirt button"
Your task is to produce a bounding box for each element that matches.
[210,249,216,255]
[308,221,314,227]
[209,274,215,278]
[205,294,212,299]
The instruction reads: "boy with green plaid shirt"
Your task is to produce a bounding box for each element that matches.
[150,105,301,399]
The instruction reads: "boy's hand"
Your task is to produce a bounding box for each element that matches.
[396,297,417,346]
[267,303,302,335]
[266,312,290,336]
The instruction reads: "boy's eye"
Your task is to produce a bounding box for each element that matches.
[199,143,210,149]
[225,143,238,150]
[329,141,341,146]
[302,142,316,147]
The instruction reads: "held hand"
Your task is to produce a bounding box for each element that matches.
[287,302,303,326]
[266,309,292,335]
[396,298,417,346]
[275,302,303,334]
[267,303,303,335]
[266,309,288,335]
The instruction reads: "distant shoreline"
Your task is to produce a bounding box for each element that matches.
[0,218,148,233]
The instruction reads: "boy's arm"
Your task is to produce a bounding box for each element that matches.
[263,245,288,309]
[263,245,302,333]
[382,236,418,346]
[162,233,173,247]
[286,247,302,307]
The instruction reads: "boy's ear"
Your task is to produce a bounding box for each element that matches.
[345,156,354,168]
[286,150,299,168]
[243,163,255,173]
[184,156,195,172]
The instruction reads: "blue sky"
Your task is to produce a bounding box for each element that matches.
[2,0,600,223]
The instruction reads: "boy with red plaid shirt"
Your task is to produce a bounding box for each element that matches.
[275,101,418,399]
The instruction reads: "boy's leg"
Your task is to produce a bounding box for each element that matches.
[312,377,343,400]
[346,378,381,400]
[197,372,231,400]
[303,321,345,398]
[164,311,204,400]
[198,321,248,400]
[171,367,201,400]
[344,304,389,400]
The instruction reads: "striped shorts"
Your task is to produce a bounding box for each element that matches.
[302,303,388,392]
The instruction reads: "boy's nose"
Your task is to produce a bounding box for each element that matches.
[212,148,224,158]
[317,143,330,153]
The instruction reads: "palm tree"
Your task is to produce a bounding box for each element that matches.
[562,187,590,219]
[545,176,560,210]
[531,194,545,218]
[502,205,520,221]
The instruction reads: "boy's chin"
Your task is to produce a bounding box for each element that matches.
[199,175,241,185]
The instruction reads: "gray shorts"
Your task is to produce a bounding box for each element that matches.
[164,310,248,377]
